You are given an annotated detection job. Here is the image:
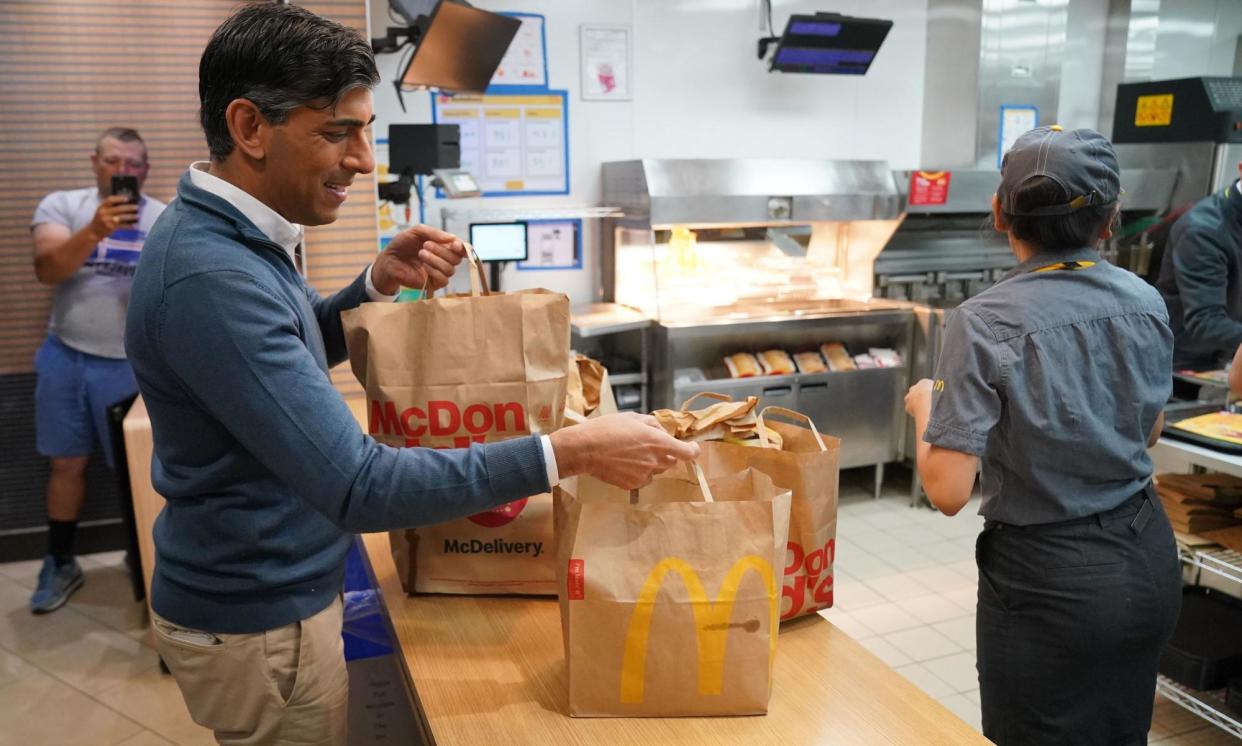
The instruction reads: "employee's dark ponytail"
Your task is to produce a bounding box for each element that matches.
[1002,176,1118,252]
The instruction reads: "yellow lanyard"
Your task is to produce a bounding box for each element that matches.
[1030,260,1096,273]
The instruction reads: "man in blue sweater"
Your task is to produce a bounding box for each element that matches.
[125,6,696,744]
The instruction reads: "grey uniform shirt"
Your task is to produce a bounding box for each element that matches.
[32,187,167,359]
[924,247,1172,526]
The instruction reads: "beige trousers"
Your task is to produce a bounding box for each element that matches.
[152,597,348,746]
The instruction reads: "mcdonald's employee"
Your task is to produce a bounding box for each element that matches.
[903,126,1181,744]
[1156,163,1242,369]
[124,6,697,744]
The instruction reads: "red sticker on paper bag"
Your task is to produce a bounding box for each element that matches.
[567,559,585,600]
[467,497,529,527]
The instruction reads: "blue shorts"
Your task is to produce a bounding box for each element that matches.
[34,335,137,468]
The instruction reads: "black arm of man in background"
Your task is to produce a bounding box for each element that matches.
[1174,225,1242,356]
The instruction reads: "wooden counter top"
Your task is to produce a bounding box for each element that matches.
[127,395,982,743]
[361,531,986,745]
[122,396,158,608]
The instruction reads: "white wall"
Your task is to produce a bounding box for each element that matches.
[368,0,636,301]
[367,0,930,303]
[630,0,927,168]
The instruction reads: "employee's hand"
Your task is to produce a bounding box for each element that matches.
[904,378,935,421]
[549,412,701,490]
[89,195,139,239]
[371,224,467,296]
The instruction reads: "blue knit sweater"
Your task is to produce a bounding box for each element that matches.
[125,172,548,633]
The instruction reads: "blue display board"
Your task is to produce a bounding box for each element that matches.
[517,218,582,271]
[431,90,570,197]
[997,104,1040,168]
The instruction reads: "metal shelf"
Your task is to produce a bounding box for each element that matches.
[609,373,644,386]
[1155,675,1242,739]
[1180,545,1242,587]
[1167,543,1242,738]
[441,206,625,223]
[569,303,651,412]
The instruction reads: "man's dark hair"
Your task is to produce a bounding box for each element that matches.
[96,127,145,153]
[1001,176,1118,252]
[198,3,379,160]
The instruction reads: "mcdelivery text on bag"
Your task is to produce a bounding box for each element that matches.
[443,538,543,557]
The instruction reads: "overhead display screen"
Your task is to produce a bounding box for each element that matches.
[770,13,892,75]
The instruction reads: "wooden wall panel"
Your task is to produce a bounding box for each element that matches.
[0,0,379,402]
[301,0,378,400]
[0,0,229,374]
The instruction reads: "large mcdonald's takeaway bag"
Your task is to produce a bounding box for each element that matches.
[555,465,792,717]
[342,251,569,595]
[696,403,841,620]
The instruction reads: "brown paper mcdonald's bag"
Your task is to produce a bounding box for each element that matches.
[555,466,791,717]
[342,251,569,595]
[565,354,618,420]
[697,405,841,620]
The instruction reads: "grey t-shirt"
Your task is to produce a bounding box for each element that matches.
[924,248,1173,526]
[32,187,167,359]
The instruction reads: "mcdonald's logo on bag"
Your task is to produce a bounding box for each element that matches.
[618,555,778,704]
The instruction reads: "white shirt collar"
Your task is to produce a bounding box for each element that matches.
[188,162,304,260]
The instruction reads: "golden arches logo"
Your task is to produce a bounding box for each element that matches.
[619,555,778,704]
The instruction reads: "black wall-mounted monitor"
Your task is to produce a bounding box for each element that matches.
[388,124,460,175]
[769,13,892,75]
[469,222,528,263]
[398,1,521,94]
[388,0,436,26]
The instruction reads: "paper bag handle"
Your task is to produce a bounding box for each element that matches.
[628,461,714,505]
[416,242,489,300]
[463,241,490,297]
[757,405,827,451]
[686,461,715,503]
[679,392,734,412]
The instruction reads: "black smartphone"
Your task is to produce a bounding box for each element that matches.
[111,175,139,205]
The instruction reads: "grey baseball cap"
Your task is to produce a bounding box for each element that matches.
[998,125,1121,216]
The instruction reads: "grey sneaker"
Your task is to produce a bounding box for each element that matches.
[30,555,84,614]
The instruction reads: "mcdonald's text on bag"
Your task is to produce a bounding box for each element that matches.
[369,399,527,447]
[783,538,835,619]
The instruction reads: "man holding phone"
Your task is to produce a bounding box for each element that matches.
[28,127,166,613]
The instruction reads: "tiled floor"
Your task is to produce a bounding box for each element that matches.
[0,550,212,746]
[0,471,1237,745]
[820,469,1242,745]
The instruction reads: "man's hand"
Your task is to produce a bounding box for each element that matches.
[89,195,139,240]
[370,224,468,296]
[35,195,138,285]
[905,378,934,422]
[549,412,701,490]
